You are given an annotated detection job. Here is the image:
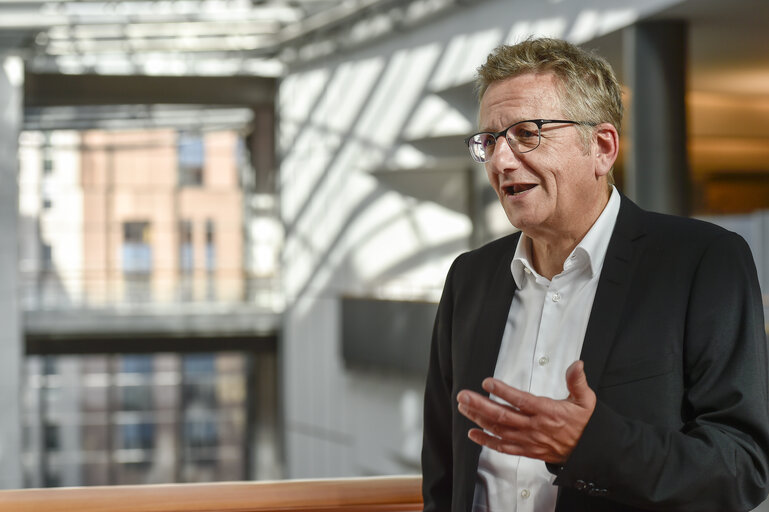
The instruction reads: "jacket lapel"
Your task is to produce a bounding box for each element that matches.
[580,195,646,388]
[463,232,521,391]
[459,232,520,512]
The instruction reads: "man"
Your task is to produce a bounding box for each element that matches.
[421,38,769,512]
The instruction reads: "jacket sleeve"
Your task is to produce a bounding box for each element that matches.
[421,258,458,511]
[555,232,769,511]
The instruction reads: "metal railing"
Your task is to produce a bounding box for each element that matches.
[19,271,283,313]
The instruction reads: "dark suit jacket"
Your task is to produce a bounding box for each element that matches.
[422,195,769,511]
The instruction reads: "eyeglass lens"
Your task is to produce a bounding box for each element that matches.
[468,121,541,163]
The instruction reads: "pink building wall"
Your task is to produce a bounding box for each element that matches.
[81,129,244,305]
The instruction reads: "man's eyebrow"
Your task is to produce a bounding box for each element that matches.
[478,120,516,133]
[477,120,506,132]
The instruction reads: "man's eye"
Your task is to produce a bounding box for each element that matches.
[513,128,537,139]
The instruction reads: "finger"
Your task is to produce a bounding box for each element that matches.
[457,388,510,410]
[467,429,540,459]
[467,428,516,451]
[457,388,519,419]
[458,401,526,437]
[481,378,536,414]
[457,390,526,428]
[457,390,529,431]
[468,428,569,463]
[456,389,484,405]
[565,360,595,407]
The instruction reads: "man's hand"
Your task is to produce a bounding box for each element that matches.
[456,360,596,464]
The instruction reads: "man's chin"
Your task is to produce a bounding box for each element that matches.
[505,213,534,233]
[503,205,534,227]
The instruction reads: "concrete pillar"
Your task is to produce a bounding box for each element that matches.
[0,54,23,489]
[623,21,690,215]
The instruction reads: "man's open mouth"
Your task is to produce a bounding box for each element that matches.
[504,184,537,196]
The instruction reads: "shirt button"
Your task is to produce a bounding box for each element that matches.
[538,356,550,366]
[551,291,561,302]
[524,267,532,275]
[520,488,530,499]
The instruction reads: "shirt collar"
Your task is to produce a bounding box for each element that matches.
[511,236,535,288]
[511,186,621,287]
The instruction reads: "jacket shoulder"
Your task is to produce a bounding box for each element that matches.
[619,195,742,247]
[642,210,744,247]
[444,232,520,293]
[456,232,521,266]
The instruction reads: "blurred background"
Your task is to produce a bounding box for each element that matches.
[0,0,768,505]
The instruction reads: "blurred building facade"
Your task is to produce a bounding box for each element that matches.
[23,352,250,487]
[17,128,281,486]
[19,129,246,309]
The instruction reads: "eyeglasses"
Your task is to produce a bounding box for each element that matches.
[464,119,596,163]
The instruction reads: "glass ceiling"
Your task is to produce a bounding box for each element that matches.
[0,0,417,76]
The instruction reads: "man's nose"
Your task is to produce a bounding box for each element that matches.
[487,137,521,174]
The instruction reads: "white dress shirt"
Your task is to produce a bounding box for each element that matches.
[473,186,621,512]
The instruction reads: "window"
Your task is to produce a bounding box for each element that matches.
[205,220,216,300]
[205,220,216,273]
[184,418,218,450]
[121,385,152,412]
[44,423,60,451]
[41,243,53,271]
[179,220,194,301]
[43,149,54,175]
[121,355,153,374]
[179,221,194,275]
[43,356,57,375]
[183,354,215,374]
[178,132,205,187]
[183,354,216,406]
[43,468,61,488]
[119,422,155,451]
[122,222,152,302]
[120,355,153,411]
[122,222,152,274]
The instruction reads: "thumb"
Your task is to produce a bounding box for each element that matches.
[566,360,595,407]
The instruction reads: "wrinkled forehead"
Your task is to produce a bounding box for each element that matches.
[478,72,565,129]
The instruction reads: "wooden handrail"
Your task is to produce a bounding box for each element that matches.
[0,475,423,512]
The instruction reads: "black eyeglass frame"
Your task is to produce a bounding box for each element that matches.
[464,119,597,163]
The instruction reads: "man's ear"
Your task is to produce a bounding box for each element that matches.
[593,123,619,178]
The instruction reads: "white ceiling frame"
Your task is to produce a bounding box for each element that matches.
[45,35,276,54]
[0,0,453,75]
[45,20,282,39]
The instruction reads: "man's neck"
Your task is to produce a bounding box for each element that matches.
[530,237,580,280]
[527,188,612,280]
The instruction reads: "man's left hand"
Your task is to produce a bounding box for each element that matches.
[456,360,596,464]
